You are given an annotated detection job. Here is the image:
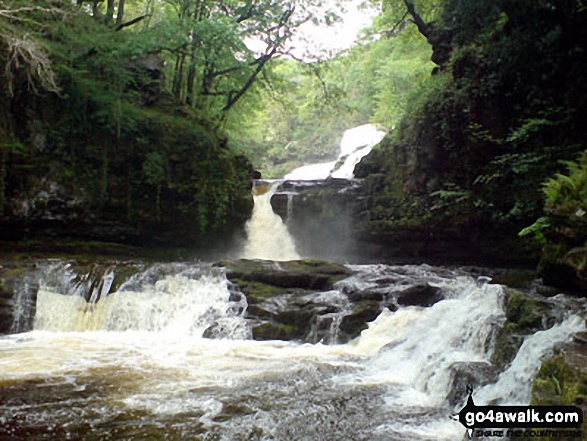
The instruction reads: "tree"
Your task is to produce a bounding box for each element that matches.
[152,0,343,115]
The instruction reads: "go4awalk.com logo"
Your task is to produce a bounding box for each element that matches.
[457,389,584,439]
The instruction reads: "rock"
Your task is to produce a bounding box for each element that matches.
[252,322,299,341]
[218,259,356,343]
[346,290,385,302]
[531,339,587,426]
[491,290,564,369]
[394,283,443,307]
[339,301,383,340]
[269,180,366,260]
[219,259,352,296]
[446,362,499,406]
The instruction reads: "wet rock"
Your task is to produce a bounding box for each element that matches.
[0,285,14,333]
[531,339,587,423]
[219,259,352,299]
[269,179,366,260]
[339,301,383,340]
[346,290,385,302]
[394,283,443,307]
[275,307,317,329]
[252,322,300,341]
[0,262,41,334]
[491,290,564,370]
[446,362,499,406]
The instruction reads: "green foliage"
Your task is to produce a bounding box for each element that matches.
[543,152,587,214]
[519,217,550,246]
[142,152,166,186]
[0,0,256,243]
[225,20,433,177]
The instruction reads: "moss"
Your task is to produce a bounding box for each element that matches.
[506,291,547,328]
[252,322,299,341]
[529,353,587,441]
[491,290,559,370]
[231,279,288,304]
[219,259,352,291]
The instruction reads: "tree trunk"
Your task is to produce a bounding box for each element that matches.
[0,147,6,216]
[156,183,161,222]
[100,144,108,206]
[223,50,276,112]
[106,0,115,22]
[116,0,125,26]
[173,54,186,102]
[403,0,431,40]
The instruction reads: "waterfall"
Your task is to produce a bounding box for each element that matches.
[285,124,386,180]
[474,315,584,406]
[0,262,583,440]
[240,181,300,261]
[32,263,249,339]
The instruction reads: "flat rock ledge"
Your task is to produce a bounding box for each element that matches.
[216,259,444,344]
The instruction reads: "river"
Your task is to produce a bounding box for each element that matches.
[0,126,584,440]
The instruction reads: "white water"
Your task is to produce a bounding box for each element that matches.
[285,124,386,180]
[0,263,583,440]
[240,182,300,261]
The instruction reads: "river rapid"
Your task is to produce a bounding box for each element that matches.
[0,126,584,440]
[0,261,584,440]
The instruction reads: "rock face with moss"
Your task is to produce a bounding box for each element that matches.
[351,0,587,269]
[530,333,587,440]
[270,179,366,261]
[491,290,565,370]
[0,21,254,252]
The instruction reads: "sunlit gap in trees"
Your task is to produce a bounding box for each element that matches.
[244,1,379,63]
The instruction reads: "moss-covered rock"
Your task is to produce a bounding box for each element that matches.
[219,259,352,294]
[529,338,587,441]
[491,290,563,370]
[252,322,300,341]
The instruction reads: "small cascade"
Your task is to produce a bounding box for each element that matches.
[474,314,585,406]
[338,273,506,404]
[240,181,300,261]
[0,261,584,440]
[285,124,385,180]
[32,262,250,339]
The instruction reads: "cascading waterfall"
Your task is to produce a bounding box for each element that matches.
[0,262,583,440]
[33,263,249,338]
[285,124,386,180]
[240,181,300,261]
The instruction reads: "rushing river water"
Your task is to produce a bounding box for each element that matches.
[0,261,584,440]
[0,126,585,440]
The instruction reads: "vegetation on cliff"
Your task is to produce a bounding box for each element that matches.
[0,0,343,248]
[354,0,587,268]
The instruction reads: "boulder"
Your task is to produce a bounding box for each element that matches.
[219,259,352,297]
[338,301,383,340]
[446,362,500,406]
[252,322,300,341]
[531,334,587,428]
[394,283,443,307]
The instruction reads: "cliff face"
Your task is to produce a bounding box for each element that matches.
[0,53,254,252]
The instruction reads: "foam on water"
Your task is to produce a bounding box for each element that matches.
[0,263,583,440]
